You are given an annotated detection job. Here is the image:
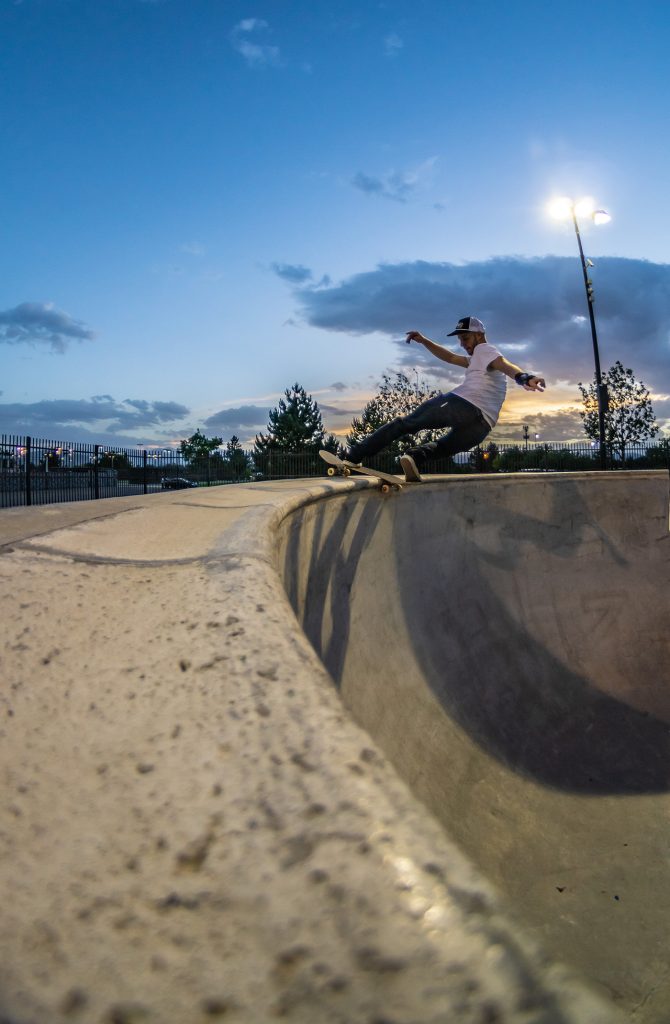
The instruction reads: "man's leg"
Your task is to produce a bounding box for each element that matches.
[346,394,452,463]
[404,395,491,469]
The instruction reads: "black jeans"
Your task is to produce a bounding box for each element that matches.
[348,392,491,468]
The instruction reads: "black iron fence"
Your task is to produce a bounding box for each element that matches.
[1,434,668,509]
[0,435,327,509]
[366,441,670,476]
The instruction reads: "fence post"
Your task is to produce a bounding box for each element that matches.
[143,450,148,494]
[94,445,100,499]
[25,436,32,506]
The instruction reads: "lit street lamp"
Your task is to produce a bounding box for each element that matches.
[548,196,612,469]
[522,425,540,451]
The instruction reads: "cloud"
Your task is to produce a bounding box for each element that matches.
[122,399,188,422]
[351,158,437,203]
[230,19,281,67]
[237,17,265,31]
[493,407,586,444]
[384,33,403,57]
[329,381,347,392]
[0,396,190,444]
[271,262,313,284]
[293,256,670,400]
[203,405,270,434]
[317,403,366,420]
[0,302,96,353]
[180,242,206,256]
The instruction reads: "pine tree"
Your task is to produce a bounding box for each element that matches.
[578,361,658,462]
[347,372,441,458]
[254,383,328,454]
[224,435,251,480]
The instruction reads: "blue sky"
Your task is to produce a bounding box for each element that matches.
[2,0,669,449]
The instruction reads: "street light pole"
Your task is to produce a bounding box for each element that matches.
[548,196,611,470]
[570,208,608,469]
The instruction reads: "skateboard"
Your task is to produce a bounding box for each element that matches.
[319,450,403,493]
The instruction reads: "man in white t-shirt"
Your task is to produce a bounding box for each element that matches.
[345,316,546,481]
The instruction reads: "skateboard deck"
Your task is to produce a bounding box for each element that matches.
[319,450,403,492]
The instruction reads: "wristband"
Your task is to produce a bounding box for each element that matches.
[515,372,534,386]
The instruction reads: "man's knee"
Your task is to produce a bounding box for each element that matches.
[400,411,425,433]
[379,416,408,438]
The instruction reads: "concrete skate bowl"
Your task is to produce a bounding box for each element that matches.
[278,471,670,1022]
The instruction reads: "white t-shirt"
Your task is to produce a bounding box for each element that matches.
[451,342,507,427]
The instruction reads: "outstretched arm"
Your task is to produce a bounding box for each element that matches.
[405,331,469,368]
[489,354,546,392]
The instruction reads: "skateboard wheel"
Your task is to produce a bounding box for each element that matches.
[343,468,351,477]
[381,483,391,493]
[327,467,336,476]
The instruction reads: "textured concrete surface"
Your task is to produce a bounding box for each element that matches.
[0,478,633,1023]
[279,471,670,1023]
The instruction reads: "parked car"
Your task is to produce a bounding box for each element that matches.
[161,477,199,489]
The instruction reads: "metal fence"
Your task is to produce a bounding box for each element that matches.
[0,435,326,509]
[1,434,668,509]
[366,441,670,476]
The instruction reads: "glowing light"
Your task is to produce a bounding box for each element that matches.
[547,196,573,220]
[547,196,611,226]
[574,196,596,218]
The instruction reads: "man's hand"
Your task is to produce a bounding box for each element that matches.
[405,330,429,345]
[490,356,546,390]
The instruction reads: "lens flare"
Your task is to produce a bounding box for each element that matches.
[574,196,598,218]
[547,196,573,220]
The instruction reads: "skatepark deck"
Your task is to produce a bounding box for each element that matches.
[279,470,670,1021]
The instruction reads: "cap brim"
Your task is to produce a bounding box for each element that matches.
[447,329,467,336]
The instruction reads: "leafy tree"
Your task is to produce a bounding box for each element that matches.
[254,383,330,454]
[639,437,670,469]
[180,429,223,464]
[347,372,441,459]
[469,440,499,473]
[497,445,595,473]
[578,361,658,462]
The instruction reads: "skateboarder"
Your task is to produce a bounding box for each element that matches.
[344,316,546,481]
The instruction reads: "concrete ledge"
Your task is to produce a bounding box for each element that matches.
[0,478,629,1023]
